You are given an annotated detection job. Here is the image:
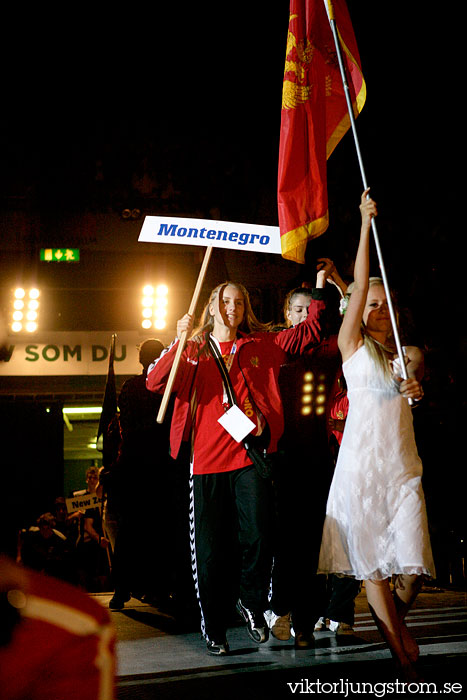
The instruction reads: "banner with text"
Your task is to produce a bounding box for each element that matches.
[66,493,103,514]
[138,215,282,255]
[0,331,173,377]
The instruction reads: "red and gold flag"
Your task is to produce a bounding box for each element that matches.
[278,0,366,263]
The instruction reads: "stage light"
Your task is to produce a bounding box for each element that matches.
[141,283,168,330]
[10,286,40,332]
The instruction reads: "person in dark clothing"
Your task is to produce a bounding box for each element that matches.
[109,338,174,610]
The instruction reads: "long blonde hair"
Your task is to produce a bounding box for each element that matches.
[192,281,269,339]
[345,277,397,379]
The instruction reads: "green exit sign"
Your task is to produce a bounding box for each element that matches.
[40,248,80,262]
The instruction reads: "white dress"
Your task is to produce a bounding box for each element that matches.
[318,344,435,580]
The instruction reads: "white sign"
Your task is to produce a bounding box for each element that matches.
[218,404,256,442]
[139,215,282,255]
[66,493,103,514]
[0,331,173,377]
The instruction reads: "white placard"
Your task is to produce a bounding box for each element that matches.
[66,493,103,514]
[139,215,281,255]
[218,404,256,442]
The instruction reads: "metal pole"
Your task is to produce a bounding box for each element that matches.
[324,0,409,384]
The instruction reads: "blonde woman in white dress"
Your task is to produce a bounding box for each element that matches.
[318,190,435,680]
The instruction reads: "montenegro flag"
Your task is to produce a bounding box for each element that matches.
[278,0,366,263]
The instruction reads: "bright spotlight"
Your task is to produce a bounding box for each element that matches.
[11,286,40,332]
[141,283,169,330]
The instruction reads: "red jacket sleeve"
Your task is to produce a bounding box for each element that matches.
[273,292,326,356]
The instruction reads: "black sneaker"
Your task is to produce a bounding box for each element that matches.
[236,599,269,643]
[206,639,229,655]
[109,593,131,610]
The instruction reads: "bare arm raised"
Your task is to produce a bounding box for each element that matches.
[337,189,377,363]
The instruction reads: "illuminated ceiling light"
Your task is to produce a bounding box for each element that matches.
[12,311,23,321]
[156,284,168,296]
[25,322,38,332]
[14,288,26,299]
[316,384,325,393]
[302,382,313,393]
[63,407,103,415]
[303,371,314,381]
[154,308,167,320]
[28,299,39,311]
[154,319,166,330]
[142,319,152,329]
[11,321,22,332]
[142,308,153,318]
[143,285,154,296]
[315,406,325,415]
[29,288,40,299]
[301,395,312,404]
[316,395,326,405]
[13,300,24,310]
[87,442,97,449]
[142,296,154,307]
[26,311,38,321]
[301,406,312,416]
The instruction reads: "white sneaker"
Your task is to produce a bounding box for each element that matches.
[264,609,291,640]
[314,616,328,631]
[329,620,354,635]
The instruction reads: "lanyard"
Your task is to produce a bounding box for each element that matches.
[209,334,237,407]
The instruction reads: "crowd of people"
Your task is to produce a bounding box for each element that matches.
[144,189,435,681]
[3,190,437,686]
[15,467,112,592]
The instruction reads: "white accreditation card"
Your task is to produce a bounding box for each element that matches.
[218,405,256,442]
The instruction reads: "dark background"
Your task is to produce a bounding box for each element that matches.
[0,3,464,575]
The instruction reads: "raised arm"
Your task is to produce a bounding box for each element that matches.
[338,189,377,362]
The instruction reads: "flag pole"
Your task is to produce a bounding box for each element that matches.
[324,0,410,389]
[157,245,214,424]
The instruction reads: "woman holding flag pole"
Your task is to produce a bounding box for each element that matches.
[317,190,435,680]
